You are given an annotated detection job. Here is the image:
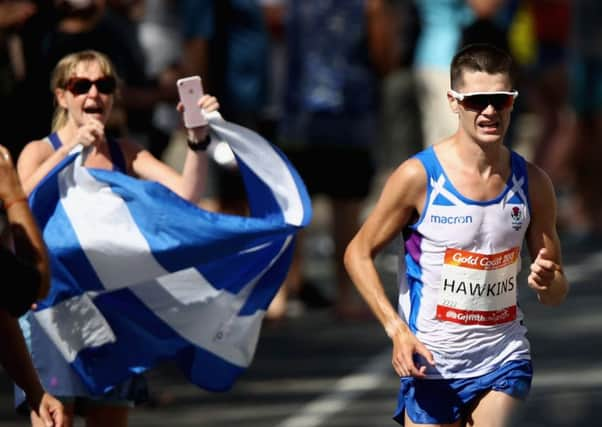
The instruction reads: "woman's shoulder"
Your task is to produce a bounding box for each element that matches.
[20,137,55,157]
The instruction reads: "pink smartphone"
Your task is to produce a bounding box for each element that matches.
[177,75,208,128]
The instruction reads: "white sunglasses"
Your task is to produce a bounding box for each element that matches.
[449,89,519,110]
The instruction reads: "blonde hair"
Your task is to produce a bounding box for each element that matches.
[50,50,120,131]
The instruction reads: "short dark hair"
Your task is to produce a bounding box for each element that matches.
[450,43,516,90]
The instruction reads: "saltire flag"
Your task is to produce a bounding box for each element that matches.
[24,111,312,395]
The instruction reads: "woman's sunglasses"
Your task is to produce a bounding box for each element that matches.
[65,76,117,95]
[449,89,518,111]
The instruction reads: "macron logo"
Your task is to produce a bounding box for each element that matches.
[430,214,473,224]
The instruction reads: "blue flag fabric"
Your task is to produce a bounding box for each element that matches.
[24,112,312,395]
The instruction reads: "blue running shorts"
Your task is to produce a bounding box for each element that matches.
[393,359,533,425]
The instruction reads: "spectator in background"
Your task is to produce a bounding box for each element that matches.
[567,0,602,241]
[136,0,186,161]
[268,0,400,320]
[522,0,573,229]
[413,0,507,148]
[177,0,271,216]
[379,0,422,172]
[0,0,38,157]
[0,0,55,159]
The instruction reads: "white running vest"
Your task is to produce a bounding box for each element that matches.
[398,146,531,379]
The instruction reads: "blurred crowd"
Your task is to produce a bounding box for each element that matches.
[0,0,599,320]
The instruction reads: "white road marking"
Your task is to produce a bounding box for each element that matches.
[275,351,392,427]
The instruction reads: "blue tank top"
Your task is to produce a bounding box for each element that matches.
[47,132,127,173]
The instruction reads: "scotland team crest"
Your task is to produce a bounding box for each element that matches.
[510,206,523,230]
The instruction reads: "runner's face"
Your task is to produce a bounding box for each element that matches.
[449,71,514,145]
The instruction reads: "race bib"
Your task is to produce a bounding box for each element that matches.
[436,247,520,325]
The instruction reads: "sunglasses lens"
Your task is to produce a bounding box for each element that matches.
[488,94,513,109]
[462,94,513,110]
[67,77,116,95]
[70,79,93,95]
[96,77,116,94]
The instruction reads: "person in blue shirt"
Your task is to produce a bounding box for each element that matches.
[272,0,399,319]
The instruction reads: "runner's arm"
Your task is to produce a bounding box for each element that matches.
[344,158,435,377]
[525,163,569,305]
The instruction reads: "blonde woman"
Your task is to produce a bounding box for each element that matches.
[15,49,219,427]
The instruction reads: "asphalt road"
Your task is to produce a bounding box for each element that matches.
[1,231,601,427]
